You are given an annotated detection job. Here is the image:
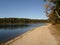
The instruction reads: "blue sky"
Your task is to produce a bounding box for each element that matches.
[0,0,48,19]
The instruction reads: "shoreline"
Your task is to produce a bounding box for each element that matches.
[1,23,58,45]
[4,25,43,45]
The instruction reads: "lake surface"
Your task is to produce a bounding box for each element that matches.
[0,23,46,43]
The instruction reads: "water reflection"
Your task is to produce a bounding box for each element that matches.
[0,24,30,29]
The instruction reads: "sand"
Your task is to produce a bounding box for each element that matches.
[5,24,59,45]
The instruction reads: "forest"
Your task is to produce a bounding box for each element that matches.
[0,18,48,24]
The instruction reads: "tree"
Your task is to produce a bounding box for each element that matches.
[44,0,60,24]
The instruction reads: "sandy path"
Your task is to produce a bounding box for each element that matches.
[5,25,59,45]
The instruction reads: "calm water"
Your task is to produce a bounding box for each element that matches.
[0,23,46,43]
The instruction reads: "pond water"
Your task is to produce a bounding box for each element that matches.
[0,23,46,43]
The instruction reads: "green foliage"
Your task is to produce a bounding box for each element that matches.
[0,18,48,24]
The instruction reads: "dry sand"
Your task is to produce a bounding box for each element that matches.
[5,24,59,45]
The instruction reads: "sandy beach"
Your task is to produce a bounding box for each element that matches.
[4,24,59,45]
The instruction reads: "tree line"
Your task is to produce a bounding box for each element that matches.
[0,18,48,24]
